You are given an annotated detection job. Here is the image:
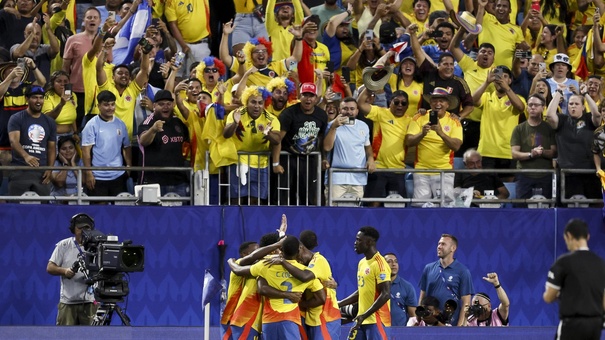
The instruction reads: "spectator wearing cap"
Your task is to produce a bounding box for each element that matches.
[138,90,190,197]
[277,82,328,205]
[322,2,355,75]
[357,84,410,206]
[165,0,211,79]
[223,86,282,205]
[266,0,305,61]
[310,0,344,44]
[472,65,525,178]
[323,96,374,204]
[546,83,603,201]
[407,24,473,119]
[81,90,131,202]
[449,21,495,159]
[388,56,423,117]
[96,36,150,139]
[11,21,60,83]
[546,53,579,116]
[406,87,462,205]
[7,85,57,197]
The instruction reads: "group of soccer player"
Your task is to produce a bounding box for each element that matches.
[221,214,391,340]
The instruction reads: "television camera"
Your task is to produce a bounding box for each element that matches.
[71,228,145,325]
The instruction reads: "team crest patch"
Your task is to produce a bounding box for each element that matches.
[509,28,515,34]
[269,71,276,78]
[365,268,370,275]
[505,100,511,106]
[577,121,586,129]
[448,275,453,282]
[125,95,132,102]
[379,274,386,280]
[443,125,451,133]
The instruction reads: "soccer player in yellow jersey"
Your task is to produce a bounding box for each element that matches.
[96,38,150,139]
[339,226,391,340]
[357,88,411,207]
[406,87,462,206]
[264,230,341,339]
[251,236,325,339]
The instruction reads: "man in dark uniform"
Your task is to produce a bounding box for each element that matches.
[543,218,605,340]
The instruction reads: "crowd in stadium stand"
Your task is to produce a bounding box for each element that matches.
[0,0,605,206]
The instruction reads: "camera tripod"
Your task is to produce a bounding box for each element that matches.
[92,301,131,326]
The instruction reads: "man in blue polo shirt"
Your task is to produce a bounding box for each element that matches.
[418,233,474,326]
[385,252,417,326]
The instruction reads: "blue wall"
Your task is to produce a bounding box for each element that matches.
[1,205,602,326]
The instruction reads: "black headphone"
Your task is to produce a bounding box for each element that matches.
[69,213,95,234]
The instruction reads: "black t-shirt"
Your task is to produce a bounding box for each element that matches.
[555,113,597,169]
[278,103,328,155]
[0,11,35,50]
[138,114,189,185]
[419,59,474,116]
[0,83,30,147]
[547,250,605,318]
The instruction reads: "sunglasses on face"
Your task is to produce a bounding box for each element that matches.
[392,100,408,106]
[204,68,218,73]
[554,55,569,63]
[252,50,268,55]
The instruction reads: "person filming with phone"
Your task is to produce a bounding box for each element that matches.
[323,97,375,204]
[406,87,463,206]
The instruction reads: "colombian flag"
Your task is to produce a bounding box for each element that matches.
[574,34,590,81]
[200,104,238,168]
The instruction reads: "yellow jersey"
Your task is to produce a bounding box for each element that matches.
[408,111,462,170]
[365,105,410,169]
[42,92,78,126]
[225,109,280,168]
[164,0,210,43]
[476,91,525,159]
[356,251,391,326]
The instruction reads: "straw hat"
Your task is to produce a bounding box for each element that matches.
[456,11,482,34]
[362,65,394,92]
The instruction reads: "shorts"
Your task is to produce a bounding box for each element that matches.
[87,173,128,197]
[262,320,303,339]
[305,319,341,340]
[231,13,268,47]
[352,322,390,340]
[56,302,96,325]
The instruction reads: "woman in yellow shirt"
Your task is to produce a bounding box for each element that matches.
[42,71,78,141]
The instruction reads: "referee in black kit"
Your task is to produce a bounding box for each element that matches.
[543,219,605,340]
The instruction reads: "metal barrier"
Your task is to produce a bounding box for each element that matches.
[214,151,322,206]
[327,167,559,207]
[0,165,195,205]
[560,168,604,205]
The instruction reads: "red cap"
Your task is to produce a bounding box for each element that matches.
[300,82,317,95]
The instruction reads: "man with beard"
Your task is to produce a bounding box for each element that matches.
[418,234,473,326]
[138,90,190,197]
[449,27,495,156]
[219,20,303,87]
[408,24,473,118]
[323,97,374,203]
[323,3,355,75]
[96,38,150,139]
[357,87,410,206]
[7,85,56,196]
[265,76,296,117]
[0,0,37,50]
[472,65,525,176]
[406,88,462,205]
[476,0,527,69]
[223,86,282,205]
[277,82,328,205]
[311,0,345,43]
[339,226,391,339]
[266,0,305,60]
[11,21,60,83]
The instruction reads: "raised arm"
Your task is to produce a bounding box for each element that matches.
[219,20,235,67]
[545,89,562,129]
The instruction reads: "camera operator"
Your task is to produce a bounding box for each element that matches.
[46,213,96,325]
[407,296,449,327]
[462,272,510,327]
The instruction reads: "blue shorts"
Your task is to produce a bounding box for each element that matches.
[262,321,301,339]
[228,165,268,199]
[306,319,341,340]
[353,323,390,340]
[232,13,269,46]
[230,324,259,340]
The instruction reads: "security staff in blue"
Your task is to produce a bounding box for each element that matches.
[418,233,474,326]
[384,252,417,326]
